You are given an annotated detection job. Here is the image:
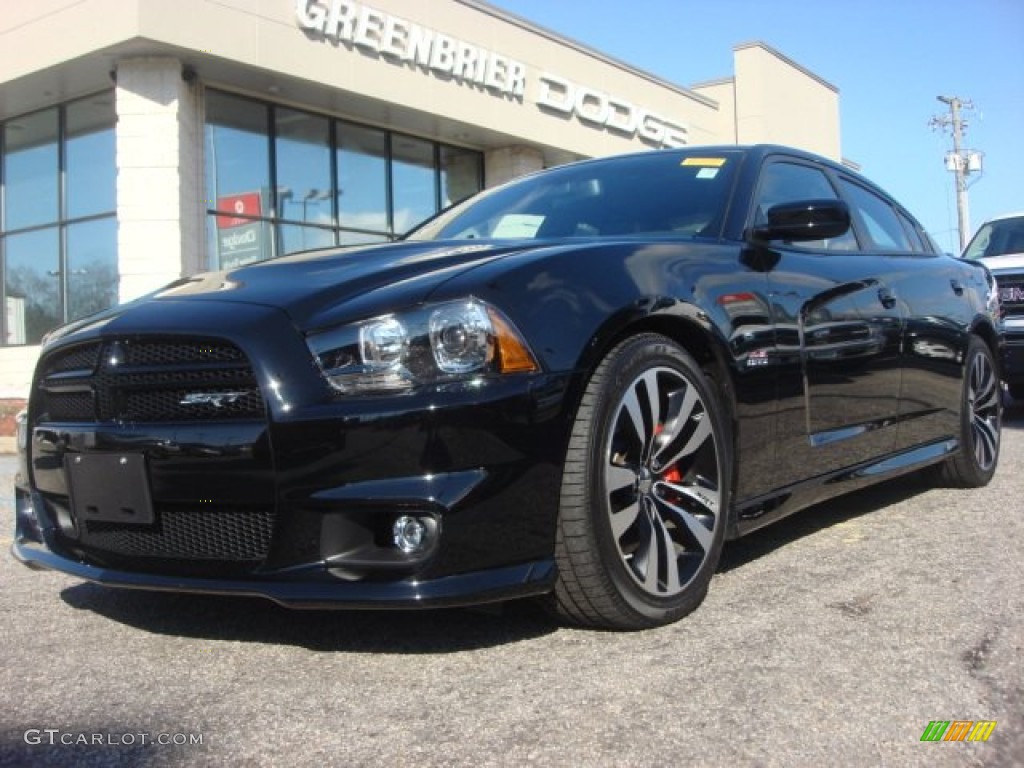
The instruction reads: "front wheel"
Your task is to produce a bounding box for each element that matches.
[938,336,1001,487]
[553,334,731,630]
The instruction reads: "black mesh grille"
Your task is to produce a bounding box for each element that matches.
[80,504,275,561]
[46,391,96,422]
[125,340,246,366]
[36,337,265,423]
[43,343,101,375]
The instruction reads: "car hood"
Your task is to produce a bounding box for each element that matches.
[40,240,539,347]
[152,240,529,329]
[971,252,1024,272]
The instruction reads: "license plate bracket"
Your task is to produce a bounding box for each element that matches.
[65,453,155,525]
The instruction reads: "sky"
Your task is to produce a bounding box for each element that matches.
[488,0,1024,254]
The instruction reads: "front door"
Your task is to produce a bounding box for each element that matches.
[752,158,904,489]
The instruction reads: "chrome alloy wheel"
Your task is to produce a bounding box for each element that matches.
[967,348,1000,471]
[604,367,721,597]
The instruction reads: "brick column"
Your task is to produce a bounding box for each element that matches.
[115,57,205,303]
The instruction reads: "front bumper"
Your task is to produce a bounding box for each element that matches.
[11,528,556,609]
[1001,317,1024,385]
[14,308,574,607]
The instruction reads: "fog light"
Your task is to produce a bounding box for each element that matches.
[15,489,43,543]
[392,515,428,553]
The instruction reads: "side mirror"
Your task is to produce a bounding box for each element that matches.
[751,199,851,243]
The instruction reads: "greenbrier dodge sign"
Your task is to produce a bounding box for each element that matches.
[294,0,690,148]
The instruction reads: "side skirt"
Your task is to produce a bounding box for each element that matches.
[730,437,959,538]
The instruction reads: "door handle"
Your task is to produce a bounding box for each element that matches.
[950,278,964,296]
[877,287,896,309]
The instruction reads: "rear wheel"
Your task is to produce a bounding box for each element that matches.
[938,336,1001,487]
[553,334,730,630]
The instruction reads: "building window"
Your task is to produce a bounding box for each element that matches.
[392,135,437,235]
[0,93,117,346]
[204,90,483,270]
[337,122,388,236]
[276,108,333,254]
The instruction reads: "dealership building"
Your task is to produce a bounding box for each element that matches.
[0,0,842,426]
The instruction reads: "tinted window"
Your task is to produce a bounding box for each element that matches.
[409,151,741,242]
[840,178,913,251]
[964,216,1024,259]
[895,209,926,252]
[754,161,858,250]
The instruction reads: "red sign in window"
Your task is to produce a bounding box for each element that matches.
[216,192,262,229]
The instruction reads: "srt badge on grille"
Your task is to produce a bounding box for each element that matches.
[180,392,249,408]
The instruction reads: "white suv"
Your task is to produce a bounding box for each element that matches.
[963,212,1024,400]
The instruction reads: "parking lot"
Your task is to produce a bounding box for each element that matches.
[1,401,1022,767]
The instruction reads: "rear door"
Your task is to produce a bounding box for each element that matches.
[836,174,973,448]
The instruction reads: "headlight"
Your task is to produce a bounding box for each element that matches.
[307,298,539,394]
[986,272,1002,321]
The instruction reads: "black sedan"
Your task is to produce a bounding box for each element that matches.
[13,145,1002,630]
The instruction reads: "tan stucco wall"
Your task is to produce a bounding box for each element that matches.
[732,42,841,160]
[198,0,719,159]
[690,78,737,145]
[0,0,717,160]
[0,0,141,86]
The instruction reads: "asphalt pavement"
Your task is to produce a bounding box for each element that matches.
[1,401,1022,767]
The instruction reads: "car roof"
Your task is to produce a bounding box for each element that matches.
[979,211,1024,224]
[561,144,884,194]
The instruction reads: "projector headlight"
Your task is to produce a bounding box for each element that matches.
[307,298,539,394]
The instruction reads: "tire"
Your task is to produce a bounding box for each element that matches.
[553,334,730,630]
[938,336,1001,487]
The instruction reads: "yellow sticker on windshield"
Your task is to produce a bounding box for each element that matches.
[681,157,727,168]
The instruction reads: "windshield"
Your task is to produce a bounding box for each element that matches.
[406,150,742,242]
[963,215,1024,260]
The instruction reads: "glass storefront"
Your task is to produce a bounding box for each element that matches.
[0,93,117,346]
[204,90,484,270]
[0,89,484,344]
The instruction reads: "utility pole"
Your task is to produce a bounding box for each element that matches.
[930,95,981,252]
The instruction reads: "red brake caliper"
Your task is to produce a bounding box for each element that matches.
[654,424,682,483]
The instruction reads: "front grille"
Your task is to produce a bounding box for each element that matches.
[123,340,246,366]
[999,275,1024,315]
[34,335,276,575]
[44,344,101,375]
[36,337,265,423]
[47,391,95,422]
[79,504,275,561]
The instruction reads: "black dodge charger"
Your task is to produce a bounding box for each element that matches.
[12,145,1003,630]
